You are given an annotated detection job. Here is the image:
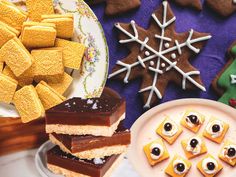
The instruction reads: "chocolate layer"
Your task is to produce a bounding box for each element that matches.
[51,121,131,153]
[46,97,125,126]
[47,146,120,177]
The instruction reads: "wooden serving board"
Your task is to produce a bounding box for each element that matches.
[0,118,48,156]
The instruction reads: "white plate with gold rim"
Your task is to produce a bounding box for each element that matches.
[0,0,109,117]
[128,99,236,177]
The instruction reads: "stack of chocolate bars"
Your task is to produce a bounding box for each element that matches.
[45,96,131,177]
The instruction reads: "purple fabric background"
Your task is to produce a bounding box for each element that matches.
[89,0,236,128]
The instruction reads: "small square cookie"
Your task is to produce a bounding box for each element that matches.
[26,0,54,21]
[13,85,45,123]
[197,154,223,177]
[0,62,3,72]
[41,14,74,39]
[36,81,66,110]
[0,23,16,48]
[0,0,28,31]
[0,21,20,36]
[0,74,18,104]
[31,48,64,79]
[219,140,236,166]
[0,38,33,77]
[3,65,34,87]
[55,38,85,70]
[143,138,169,166]
[181,136,207,159]
[156,117,183,145]
[180,109,205,133]
[165,155,191,177]
[203,117,229,144]
[47,72,73,95]
[21,22,56,48]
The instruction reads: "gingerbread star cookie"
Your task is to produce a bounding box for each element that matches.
[206,0,236,17]
[85,0,141,16]
[172,0,202,11]
[212,41,236,108]
[109,1,211,109]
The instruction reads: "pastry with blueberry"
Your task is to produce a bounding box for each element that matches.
[165,155,191,177]
[203,118,229,144]
[156,117,183,145]
[181,136,207,159]
[180,109,205,133]
[197,154,223,177]
[143,138,169,166]
[219,140,236,166]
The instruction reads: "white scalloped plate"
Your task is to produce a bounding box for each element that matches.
[128,99,236,177]
[0,0,109,117]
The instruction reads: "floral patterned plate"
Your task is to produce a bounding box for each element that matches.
[0,0,109,117]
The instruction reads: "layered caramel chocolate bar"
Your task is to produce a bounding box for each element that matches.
[46,97,126,136]
[47,146,123,177]
[49,121,130,159]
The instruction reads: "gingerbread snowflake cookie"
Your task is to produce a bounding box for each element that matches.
[212,41,236,108]
[172,0,202,10]
[109,1,211,109]
[206,0,236,17]
[85,0,141,16]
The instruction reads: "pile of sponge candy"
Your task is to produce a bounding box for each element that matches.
[0,0,86,123]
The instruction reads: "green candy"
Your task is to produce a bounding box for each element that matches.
[232,45,236,56]
[217,45,236,106]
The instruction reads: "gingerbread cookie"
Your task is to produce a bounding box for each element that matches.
[109,1,211,109]
[212,41,236,108]
[206,0,236,17]
[85,0,141,16]
[172,0,202,11]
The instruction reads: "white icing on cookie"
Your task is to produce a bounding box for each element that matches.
[150,61,155,66]
[145,51,150,56]
[206,120,224,138]
[164,43,170,48]
[230,74,236,84]
[109,1,211,108]
[171,53,176,59]
[161,63,166,67]
[202,158,218,175]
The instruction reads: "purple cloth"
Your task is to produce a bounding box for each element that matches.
[90,1,236,128]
